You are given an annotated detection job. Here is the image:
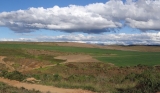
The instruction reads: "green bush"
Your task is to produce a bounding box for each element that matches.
[53,74,62,81]
[1,70,26,81]
[116,70,160,93]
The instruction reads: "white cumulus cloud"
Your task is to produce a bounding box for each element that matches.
[0,0,160,33]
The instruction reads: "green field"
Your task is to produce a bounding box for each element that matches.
[96,53,160,66]
[0,43,160,66]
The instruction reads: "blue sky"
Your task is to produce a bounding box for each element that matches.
[0,0,160,45]
[0,0,109,12]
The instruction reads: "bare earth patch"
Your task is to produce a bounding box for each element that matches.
[2,57,46,72]
[54,54,100,63]
[0,56,15,72]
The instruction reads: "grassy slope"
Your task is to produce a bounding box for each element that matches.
[0,43,159,66]
[0,42,160,92]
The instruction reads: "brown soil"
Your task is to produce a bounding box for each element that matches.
[0,77,94,93]
[54,54,100,63]
[0,56,15,72]
[4,57,46,72]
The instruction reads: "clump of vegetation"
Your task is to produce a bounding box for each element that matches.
[0,82,41,93]
[0,70,26,81]
[116,69,160,93]
[27,63,160,92]
[27,72,99,92]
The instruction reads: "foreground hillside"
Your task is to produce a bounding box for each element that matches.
[0,42,160,93]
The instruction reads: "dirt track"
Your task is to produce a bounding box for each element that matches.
[0,77,93,93]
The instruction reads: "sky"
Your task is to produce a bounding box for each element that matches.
[0,0,160,45]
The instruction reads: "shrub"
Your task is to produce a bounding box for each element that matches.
[1,70,26,81]
[53,74,62,81]
[116,70,160,93]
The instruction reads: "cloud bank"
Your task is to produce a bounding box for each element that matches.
[1,33,160,45]
[0,0,160,33]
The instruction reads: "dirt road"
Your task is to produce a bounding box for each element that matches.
[0,77,93,93]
